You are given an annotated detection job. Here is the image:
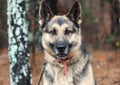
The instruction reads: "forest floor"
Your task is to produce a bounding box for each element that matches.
[0,48,120,85]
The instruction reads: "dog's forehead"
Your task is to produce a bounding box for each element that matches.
[49,16,72,27]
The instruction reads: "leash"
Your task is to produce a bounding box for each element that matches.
[37,63,46,85]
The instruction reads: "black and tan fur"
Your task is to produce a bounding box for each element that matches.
[38,0,96,85]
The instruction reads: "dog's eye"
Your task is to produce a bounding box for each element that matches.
[49,29,57,35]
[64,29,72,35]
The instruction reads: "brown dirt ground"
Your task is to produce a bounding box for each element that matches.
[0,48,120,85]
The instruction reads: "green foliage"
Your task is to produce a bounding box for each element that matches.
[106,36,120,48]
[106,36,115,43]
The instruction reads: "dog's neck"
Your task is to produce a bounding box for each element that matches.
[44,50,89,76]
[43,50,91,85]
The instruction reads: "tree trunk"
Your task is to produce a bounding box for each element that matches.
[7,0,32,85]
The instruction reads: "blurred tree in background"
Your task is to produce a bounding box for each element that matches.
[7,0,32,84]
[0,0,7,49]
[79,0,120,49]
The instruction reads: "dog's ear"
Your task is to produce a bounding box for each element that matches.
[39,0,54,27]
[66,0,82,26]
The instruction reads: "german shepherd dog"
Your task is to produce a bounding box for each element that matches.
[38,0,96,85]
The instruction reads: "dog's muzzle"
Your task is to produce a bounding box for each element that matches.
[53,41,70,59]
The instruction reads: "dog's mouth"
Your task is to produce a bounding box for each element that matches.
[55,51,68,59]
[52,41,71,59]
[54,51,73,75]
[54,47,71,75]
[49,41,73,75]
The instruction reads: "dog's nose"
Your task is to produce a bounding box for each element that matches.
[53,41,70,59]
[56,43,66,52]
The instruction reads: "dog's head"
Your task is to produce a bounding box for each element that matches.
[39,0,82,61]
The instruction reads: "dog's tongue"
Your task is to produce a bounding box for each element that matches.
[55,59,68,75]
[63,61,67,75]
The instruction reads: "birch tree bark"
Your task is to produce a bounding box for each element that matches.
[7,0,32,85]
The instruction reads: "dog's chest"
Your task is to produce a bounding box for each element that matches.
[43,60,95,85]
[45,64,75,85]
[53,68,74,85]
